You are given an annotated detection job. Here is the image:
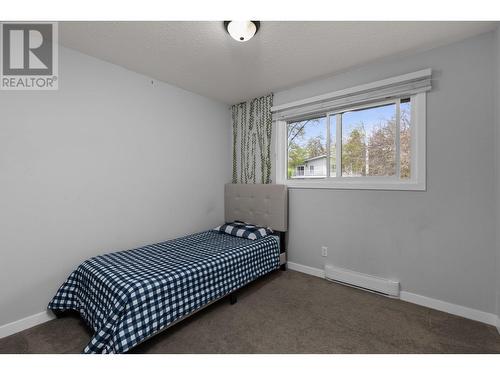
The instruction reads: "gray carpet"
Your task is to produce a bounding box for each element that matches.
[1,270,499,354]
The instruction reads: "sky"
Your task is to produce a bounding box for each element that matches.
[290,101,410,148]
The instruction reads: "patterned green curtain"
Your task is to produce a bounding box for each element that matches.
[231,94,273,184]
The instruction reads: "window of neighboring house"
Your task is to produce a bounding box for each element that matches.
[277,91,426,190]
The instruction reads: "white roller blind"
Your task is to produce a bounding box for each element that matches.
[271,69,432,121]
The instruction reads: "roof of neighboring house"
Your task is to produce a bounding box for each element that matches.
[304,154,327,163]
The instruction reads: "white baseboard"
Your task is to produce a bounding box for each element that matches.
[0,310,56,339]
[400,291,498,326]
[286,261,498,327]
[287,261,325,278]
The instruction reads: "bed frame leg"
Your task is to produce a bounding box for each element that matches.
[229,293,237,305]
[280,263,287,271]
[52,310,65,319]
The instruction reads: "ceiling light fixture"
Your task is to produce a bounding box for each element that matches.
[224,21,260,42]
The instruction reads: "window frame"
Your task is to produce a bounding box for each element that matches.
[275,92,426,191]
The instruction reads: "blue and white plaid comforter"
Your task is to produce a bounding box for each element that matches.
[48,230,280,354]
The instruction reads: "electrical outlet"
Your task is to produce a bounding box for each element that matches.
[321,246,328,257]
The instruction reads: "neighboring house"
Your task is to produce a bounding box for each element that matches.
[292,154,327,178]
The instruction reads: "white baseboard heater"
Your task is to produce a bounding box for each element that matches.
[325,264,400,297]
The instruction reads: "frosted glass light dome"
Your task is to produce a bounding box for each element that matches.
[225,21,260,42]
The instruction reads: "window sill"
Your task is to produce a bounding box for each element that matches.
[284,178,426,191]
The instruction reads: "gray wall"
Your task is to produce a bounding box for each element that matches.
[495,26,500,326]
[0,46,231,326]
[274,32,497,314]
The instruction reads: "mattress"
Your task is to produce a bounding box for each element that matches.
[48,230,280,353]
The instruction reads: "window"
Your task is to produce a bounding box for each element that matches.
[275,77,427,191]
[280,96,423,190]
[275,71,429,190]
[340,100,411,178]
[288,116,327,179]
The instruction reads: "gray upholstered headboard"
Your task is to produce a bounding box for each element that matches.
[225,184,288,232]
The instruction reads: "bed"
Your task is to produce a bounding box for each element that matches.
[48,183,288,354]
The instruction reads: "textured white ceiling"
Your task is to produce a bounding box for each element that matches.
[60,21,497,104]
